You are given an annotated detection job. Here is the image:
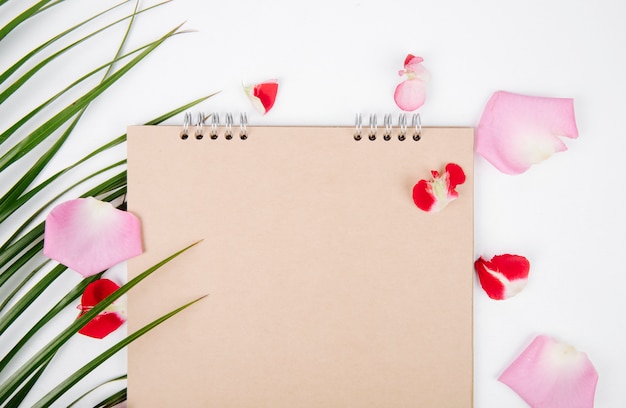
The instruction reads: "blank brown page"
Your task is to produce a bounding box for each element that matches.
[127,125,474,407]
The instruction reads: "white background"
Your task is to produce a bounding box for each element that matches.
[1,0,626,406]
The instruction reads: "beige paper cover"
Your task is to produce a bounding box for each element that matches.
[127,125,474,407]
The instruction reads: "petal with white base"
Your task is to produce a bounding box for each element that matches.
[499,335,598,408]
[43,197,142,277]
[474,254,530,300]
[476,91,578,174]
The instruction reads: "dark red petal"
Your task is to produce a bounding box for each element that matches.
[488,254,530,281]
[254,81,279,113]
[445,163,466,191]
[78,312,125,339]
[474,257,506,300]
[81,278,120,308]
[412,180,435,211]
[404,54,417,66]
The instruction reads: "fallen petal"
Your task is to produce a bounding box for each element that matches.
[244,79,279,115]
[394,54,429,112]
[499,335,598,408]
[394,79,427,112]
[403,54,424,72]
[77,278,126,339]
[43,197,143,277]
[475,254,530,300]
[413,163,466,212]
[476,91,578,174]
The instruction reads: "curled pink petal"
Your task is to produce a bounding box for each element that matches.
[394,54,429,111]
[413,163,465,212]
[43,197,143,277]
[243,79,279,115]
[476,91,578,174]
[403,54,424,72]
[77,278,126,339]
[475,254,530,300]
[499,335,598,408]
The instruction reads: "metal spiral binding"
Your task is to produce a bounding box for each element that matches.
[353,113,422,142]
[195,112,205,140]
[368,114,377,141]
[178,112,249,141]
[224,113,233,140]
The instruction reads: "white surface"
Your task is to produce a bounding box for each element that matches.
[2,0,626,406]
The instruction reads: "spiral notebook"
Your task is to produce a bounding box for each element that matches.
[126,117,474,407]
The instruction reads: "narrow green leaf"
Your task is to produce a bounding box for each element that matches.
[0,264,66,336]
[0,0,58,41]
[0,31,172,150]
[32,295,206,407]
[0,273,103,373]
[67,375,126,408]
[0,241,201,404]
[0,1,127,86]
[0,171,126,284]
[0,1,170,103]
[0,161,126,250]
[3,355,54,408]
[0,259,49,313]
[0,25,182,171]
[93,388,126,408]
[0,233,43,287]
[0,0,148,212]
[0,93,214,248]
[0,240,42,292]
[0,113,83,216]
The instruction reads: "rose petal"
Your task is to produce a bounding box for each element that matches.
[499,335,598,408]
[394,80,427,112]
[43,197,143,277]
[403,54,424,72]
[77,279,126,339]
[394,54,429,112]
[413,163,466,212]
[243,79,279,115]
[475,254,530,300]
[476,91,578,174]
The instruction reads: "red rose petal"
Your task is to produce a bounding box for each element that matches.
[244,79,279,115]
[475,254,530,300]
[78,312,125,339]
[413,163,466,213]
[445,163,466,192]
[77,278,126,339]
[412,179,435,212]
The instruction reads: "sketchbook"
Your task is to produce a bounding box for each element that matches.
[126,116,474,407]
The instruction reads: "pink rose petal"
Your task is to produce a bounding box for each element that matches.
[476,91,578,174]
[244,79,279,115]
[499,335,598,408]
[413,163,466,212]
[475,254,530,300]
[43,197,142,277]
[77,278,126,339]
[394,54,429,111]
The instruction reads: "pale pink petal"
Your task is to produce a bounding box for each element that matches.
[243,79,279,115]
[43,197,143,277]
[394,80,427,112]
[476,91,578,174]
[475,254,530,300]
[499,335,598,408]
